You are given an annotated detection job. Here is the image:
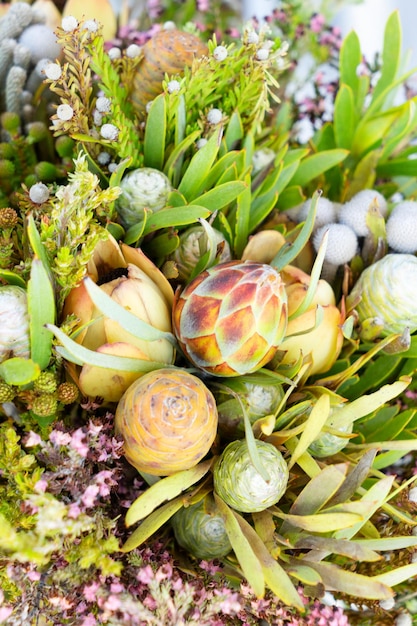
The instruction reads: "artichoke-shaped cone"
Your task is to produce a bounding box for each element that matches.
[278,265,344,376]
[171,495,232,560]
[62,234,175,402]
[213,439,289,513]
[115,368,218,476]
[172,261,288,377]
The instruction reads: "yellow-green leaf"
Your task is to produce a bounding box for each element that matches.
[126,460,213,527]
[305,560,393,600]
[121,498,184,552]
[288,393,330,469]
[28,257,56,370]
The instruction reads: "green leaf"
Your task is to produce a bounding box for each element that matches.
[233,174,252,258]
[289,149,348,187]
[339,30,361,99]
[141,205,211,236]
[356,536,417,551]
[193,181,247,212]
[225,110,244,150]
[377,157,417,178]
[143,94,167,170]
[277,510,362,533]
[234,512,304,609]
[334,84,356,149]
[27,257,55,370]
[287,464,347,516]
[164,130,201,187]
[373,563,417,588]
[248,189,278,234]
[47,323,169,371]
[178,130,223,201]
[295,536,380,562]
[125,460,213,526]
[122,497,184,552]
[351,110,399,157]
[304,560,393,600]
[84,277,176,344]
[0,357,40,385]
[289,394,331,469]
[371,10,401,104]
[26,214,53,282]
[0,270,26,288]
[214,494,265,598]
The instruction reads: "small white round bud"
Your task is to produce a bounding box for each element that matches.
[100,123,119,141]
[97,152,111,165]
[126,44,141,58]
[44,62,62,81]
[56,104,74,121]
[196,138,208,149]
[29,183,50,204]
[82,19,99,32]
[62,16,78,32]
[108,47,121,60]
[207,108,223,125]
[96,96,111,113]
[167,80,181,93]
[213,45,228,61]
[246,31,259,44]
[256,48,270,61]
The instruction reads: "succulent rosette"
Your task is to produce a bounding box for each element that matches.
[115,368,218,476]
[172,260,288,376]
[347,253,417,336]
[115,167,172,229]
[63,234,175,402]
[213,439,289,513]
[171,495,232,560]
[212,373,284,438]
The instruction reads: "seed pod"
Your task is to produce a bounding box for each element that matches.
[171,495,232,560]
[132,29,208,115]
[115,368,218,476]
[213,439,289,513]
[172,261,288,377]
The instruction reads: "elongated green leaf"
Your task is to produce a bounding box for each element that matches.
[351,111,399,157]
[174,93,186,147]
[0,357,40,385]
[164,129,201,186]
[143,94,167,170]
[327,450,377,506]
[295,536,380,562]
[26,214,53,282]
[248,189,278,234]
[178,130,222,201]
[193,181,247,211]
[339,30,361,98]
[289,150,348,187]
[122,497,184,552]
[304,560,393,600]
[233,174,252,258]
[214,494,264,598]
[377,157,417,178]
[371,10,401,104]
[126,460,212,527]
[224,110,244,150]
[334,84,356,149]
[289,394,330,469]
[0,270,26,288]
[234,512,304,609]
[48,324,169,370]
[83,277,175,345]
[380,100,416,161]
[142,205,211,235]
[288,464,347,517]
[28,257,56,370]
[277,511,362,533]
[356,536,417,551]
[373,563,417,588]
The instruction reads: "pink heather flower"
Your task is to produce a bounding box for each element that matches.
[87,420,103,435]
[137,565,154,584]
[68,503,82,518]
[95,470,116,497]
[70,428,89,457]
[310,13,326,33]
[110,582,124,593]
[0,607,13,622]
[27,570,41,582]
[197,0,210,10]
[81,485,100,508]
[155,562,173,582]
[49,430,72,446]
[24,431,42,447]
[80,615,97,626]
[103,595,121,611]
[83,582,100,602]
[34,479,48,493]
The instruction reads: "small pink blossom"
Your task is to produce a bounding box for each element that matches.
[70,428,89,457]
[137,565,154,584]
[0,607,13,622]
[49,430,72,446]
[68,503,82,518]
[110,582,124,593]
[24,431,42,447]
[83,582,100,602]
[27,570,41,581]
[81,485,100,508]
[310,13,326,33]
[34,479,48,493]
[103,595,121,611]
[80,614,97,626]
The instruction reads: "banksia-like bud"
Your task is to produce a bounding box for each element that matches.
[57,381,79,404]
[0,381,15,403]
[0,208,18,229]
[34,371,58,393]
[31,393,58,417]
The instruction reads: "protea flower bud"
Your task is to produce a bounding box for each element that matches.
[171,495,232,560]
[172,261,288,377]
[115,368,218,476]
[213,439,289,513]
[212,373,284,438]
[308,416,353,458]
[0,285,30,362]
[115,167,172,229]
[173,224,231,281]
[347,253,417,336]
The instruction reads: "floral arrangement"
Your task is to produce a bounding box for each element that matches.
[1,0,417,624]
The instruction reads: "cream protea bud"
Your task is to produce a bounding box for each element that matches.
[172,261,288,377]
[171,495,232,560]
[213,439,289,513]
[173,224,232,281]
[0,285,30,362]
[347,254,417,336]
[115,368,218,476]
[116,167,172,229]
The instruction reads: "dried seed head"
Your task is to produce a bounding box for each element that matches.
[0,208,18,229]
[57,382,79,405]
